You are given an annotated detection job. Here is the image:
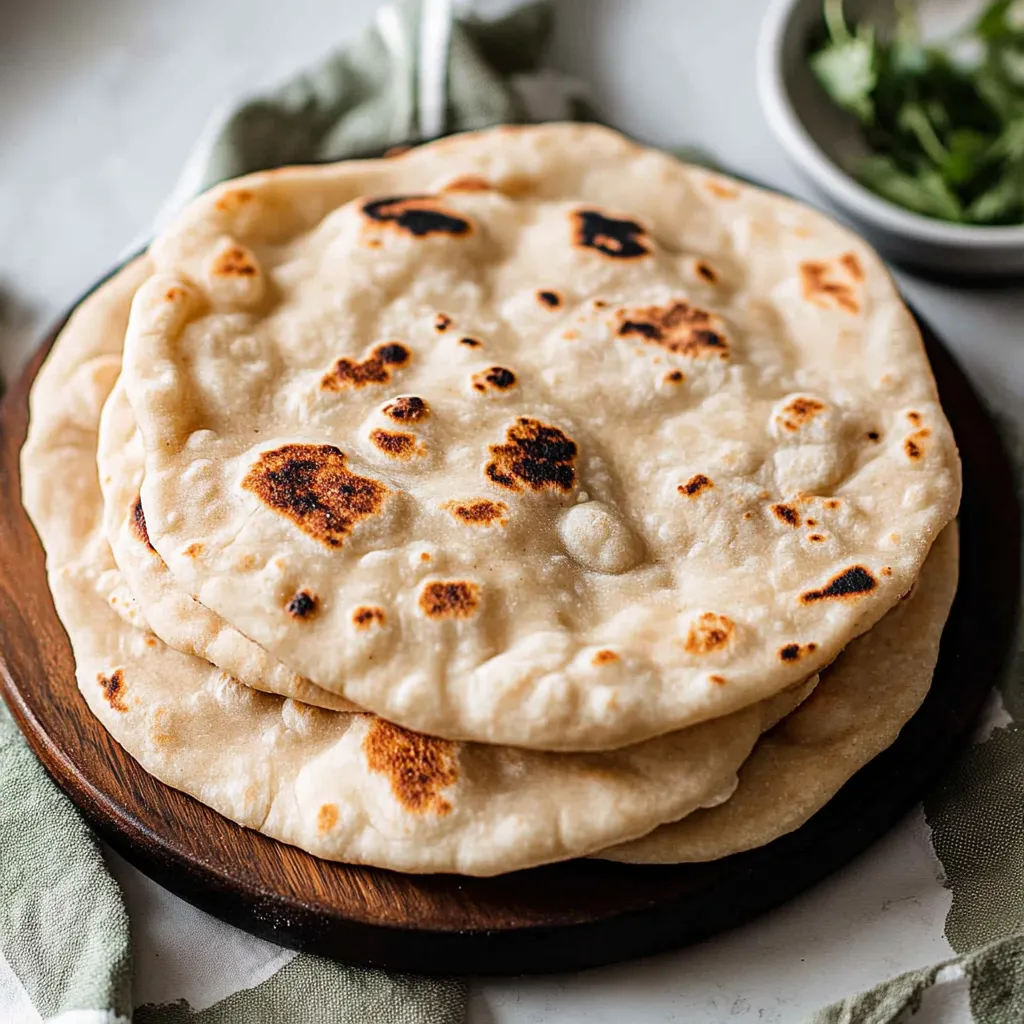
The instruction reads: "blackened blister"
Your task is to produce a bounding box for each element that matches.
[363,196,471,238]
[573,210,651,259]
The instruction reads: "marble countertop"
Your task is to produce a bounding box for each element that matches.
[2,1,1019,1021]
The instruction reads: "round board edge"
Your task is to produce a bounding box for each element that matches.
[0,267,1018,977]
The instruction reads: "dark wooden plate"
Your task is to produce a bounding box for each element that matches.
[0,274,1018,976]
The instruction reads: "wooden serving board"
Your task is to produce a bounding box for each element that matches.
[0,283,1019,976]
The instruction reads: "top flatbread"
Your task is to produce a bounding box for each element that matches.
[119,123,961,750]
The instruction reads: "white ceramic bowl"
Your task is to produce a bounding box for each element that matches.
[757,0,1024,276]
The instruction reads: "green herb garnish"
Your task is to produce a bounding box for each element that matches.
[809,0,1024,225]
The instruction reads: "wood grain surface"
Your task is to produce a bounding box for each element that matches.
[0,283,1019,975]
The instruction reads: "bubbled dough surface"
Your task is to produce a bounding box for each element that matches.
[119,124,961,751]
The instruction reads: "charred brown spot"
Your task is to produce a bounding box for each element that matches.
[322,342,410,391]
[214,188,255,212]
[825,499,842,509]
[537,290,562,309]
[211,245,258,278]
[593,299,609,309]
[808,533,826,542]
[444,498,509,527]
[695,260,718,283]
[617,301,729,359]
[593,649,619,666]
[472,366,517,393]
[710,674,728,686]
[771,503,800,527]
[905,428,931,461]
[679,474,714,498]
[130,494,155,553]
[98,669,128,712]
[800,260,860,315]
[183,542,204,558]
[317,803,339,832]
[287,590,317,620]
[459,336,482,348]
[778,396,826,431]
[562,329,579,341]
[881,566,893,577]
[362,195,471,238]
[839,251,865,281]
[164,287,186,302]
[382,396,429,423]
[241,443,388,548]
[419,580,481,620]
[665,370,685,384]
[443,175,492,192]
[806,518,818,527]
[486,417,577,494]
[779,641,818,662]
[801,565,877,604]
[705,180,739,200]
[743,511,754,519]
[573,209,650,260]
[352,605,386,629]
[420,552,431,562]
[144,635,158,647]
[866,430,881,441]
[435,313,452,332]
[370,429,424,459]
[363,719,457,815]
[907,411,922,426]
[685,613,735,655]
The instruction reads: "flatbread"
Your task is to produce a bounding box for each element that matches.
[601,523,958,863]
[21,264,812,876]
[98,381,357,712]
[119,123,961,750]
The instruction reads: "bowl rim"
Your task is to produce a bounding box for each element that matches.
[757,0,1024,248]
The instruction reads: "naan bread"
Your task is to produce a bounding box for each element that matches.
[98,381,357,712]
[22,265,813,876]
[118,123,961,750]
[601,523,958,863]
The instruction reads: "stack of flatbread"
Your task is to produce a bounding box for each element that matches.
[21,125,962,877]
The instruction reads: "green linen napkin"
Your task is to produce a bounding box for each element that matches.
[1,1,564,1020]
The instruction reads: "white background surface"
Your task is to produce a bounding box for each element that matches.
[1,1,1019,1021]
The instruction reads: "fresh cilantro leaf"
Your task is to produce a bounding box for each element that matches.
[944,128,994,184]
[966,162,1024,221]
[889,0,927,75]
[810,0,877,123]
[975,53,1024,119]
[897,102,950,164]
[857,155,965,220]
[974,0,1019,42]
[992,116,1024,158]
